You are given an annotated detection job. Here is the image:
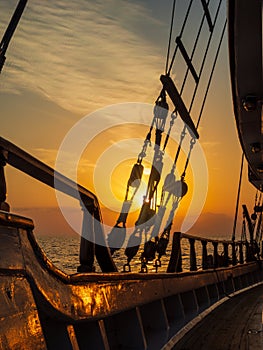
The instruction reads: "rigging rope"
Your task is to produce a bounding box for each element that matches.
[179,0,211,96]
[189,0,224,115]
[167,0,194,76]
[108,91,165,253]
[150,2,227,268]
[123,0,227,271]
[165,0,177,74]
[124,0,206,260]
[196,18,227,128]
[182,15,227,177]
[241,213,247,242]
[108,128,151,254]
[162,111,177,152]
[161,0,225,180]
[110,90,172,255]
[124,92,171,264]
[232,153,244,241]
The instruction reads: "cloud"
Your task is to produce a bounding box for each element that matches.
[33,148,58,167]
[33,147,96,182]
[0,0,166,115]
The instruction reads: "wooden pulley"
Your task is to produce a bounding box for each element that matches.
[163,172,176,193]
[142,240,156,261]
[251,213,257,221]
[173,179,188,198]
[148,159,163,199]
[156,236,169,257]
[151,159,163,182]
[128,163,144,188]
[125,231,142,262]
[117,200,132,225]
[135,202,155,226]
[107,225,126,255]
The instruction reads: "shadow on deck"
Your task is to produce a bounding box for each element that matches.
[172,284,263,350]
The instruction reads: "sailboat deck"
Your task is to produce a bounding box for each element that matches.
[173,284,263,350]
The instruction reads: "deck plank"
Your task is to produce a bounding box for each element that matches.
[173,284,263,350]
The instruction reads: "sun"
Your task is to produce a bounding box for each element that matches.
[131,180,148,210]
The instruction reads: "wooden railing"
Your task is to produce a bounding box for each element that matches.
[167,232,259,273]
[0,136,261,274]
[0,136,117,272]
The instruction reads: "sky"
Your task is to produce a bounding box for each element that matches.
[0,0,257,240]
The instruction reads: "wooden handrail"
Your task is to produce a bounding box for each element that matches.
[181,232,244,245]
[0,136,117,272]
[0,136,97,207]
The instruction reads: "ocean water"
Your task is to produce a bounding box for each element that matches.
[37,235,220,275]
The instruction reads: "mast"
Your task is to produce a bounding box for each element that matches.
[242,204,254,244]
[0,0,28,73]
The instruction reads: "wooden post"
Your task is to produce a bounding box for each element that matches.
[167,232,182,273]
[261,241,263,259]
[93,207,118,272]
[239,242,244,264]
[0,150,7,204]
[78,203,95,272]
[223,243,229,267]
[189,238,197,271]
[231,242,237,266]
[201,240,208,270]
[245,241,252,262]
[212,242,218,268]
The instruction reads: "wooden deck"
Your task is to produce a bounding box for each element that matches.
[173,284,263,350]
[1,214,263,349]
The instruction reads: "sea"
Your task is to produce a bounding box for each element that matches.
[37,235,221,274]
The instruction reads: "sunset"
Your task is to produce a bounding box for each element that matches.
[0,0,256,241]
[0,1,263,349]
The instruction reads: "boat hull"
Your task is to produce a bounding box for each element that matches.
[0,211,262,349]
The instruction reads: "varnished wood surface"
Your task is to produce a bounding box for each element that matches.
[174,284,263,350]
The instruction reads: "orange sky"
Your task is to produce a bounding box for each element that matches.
[0,0,257,240]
